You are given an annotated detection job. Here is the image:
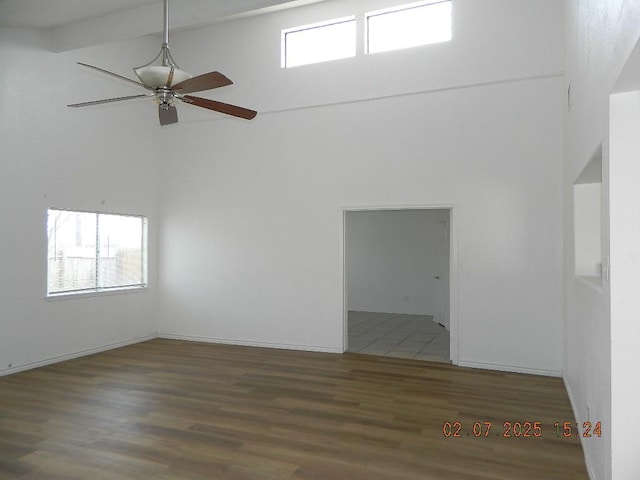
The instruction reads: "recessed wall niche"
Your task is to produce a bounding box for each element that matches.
[573,144,603,284]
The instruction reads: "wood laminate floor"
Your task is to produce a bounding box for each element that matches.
[0,339,588,479]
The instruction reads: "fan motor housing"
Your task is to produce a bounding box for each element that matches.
[156,88,175,108]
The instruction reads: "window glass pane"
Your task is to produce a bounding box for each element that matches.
[283,17,356,68]
[47,210,97,294]
[98,214,144,288]
[47,209,147,296]
[367,1,452,54]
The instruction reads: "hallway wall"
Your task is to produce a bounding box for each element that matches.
[563,1,640,478]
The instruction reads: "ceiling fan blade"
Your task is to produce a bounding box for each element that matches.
[77,62,153,91]
[68,94,150,108]
[181,95,257,120]
[171,72,233,94]
[159,105,179,126]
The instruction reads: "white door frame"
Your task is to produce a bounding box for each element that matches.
[340,204,459,365]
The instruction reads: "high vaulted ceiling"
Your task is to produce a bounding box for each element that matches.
[0,0,159,29]
[0,0,328,50]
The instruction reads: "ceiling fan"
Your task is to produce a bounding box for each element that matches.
[68,0,257,125]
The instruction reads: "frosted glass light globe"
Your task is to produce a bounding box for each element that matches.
[134,65,192,88]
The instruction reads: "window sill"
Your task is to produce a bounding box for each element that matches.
[575,275,603,293]
[46,286,148,302]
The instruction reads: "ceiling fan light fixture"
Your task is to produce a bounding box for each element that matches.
[134,65,192,89]
[133,0,191,89]
[68,0,257,124]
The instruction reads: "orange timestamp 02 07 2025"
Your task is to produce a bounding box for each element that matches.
[442,420,603,438]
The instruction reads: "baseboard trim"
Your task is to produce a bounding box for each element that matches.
[457,360,562,377]
[563,377,597,480]
[158,333,342,354]
[0,335,157,377]
[2,335,564,382]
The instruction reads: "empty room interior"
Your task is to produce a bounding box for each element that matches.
[1,0,639,479]
[345,208,452,362]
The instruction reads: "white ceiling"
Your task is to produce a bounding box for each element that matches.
[0,0,162,29]
[0,0,157,28]
[0,0,329,50]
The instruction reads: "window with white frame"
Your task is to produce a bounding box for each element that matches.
[47,209,148,296]
[366,0,452,55]
[282,16,356,68]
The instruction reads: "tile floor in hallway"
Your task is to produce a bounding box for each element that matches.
[347,311,450,363]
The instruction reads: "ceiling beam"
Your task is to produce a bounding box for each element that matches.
[51,0,326,52]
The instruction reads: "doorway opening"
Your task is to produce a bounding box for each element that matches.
[343,207,454,363]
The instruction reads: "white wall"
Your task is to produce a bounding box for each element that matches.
[345,209,450,325]
[0,29,160,375]
[609,90,640,480]
[157,0,565,375]
[564,1,640,479]
[0,1,566,378]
